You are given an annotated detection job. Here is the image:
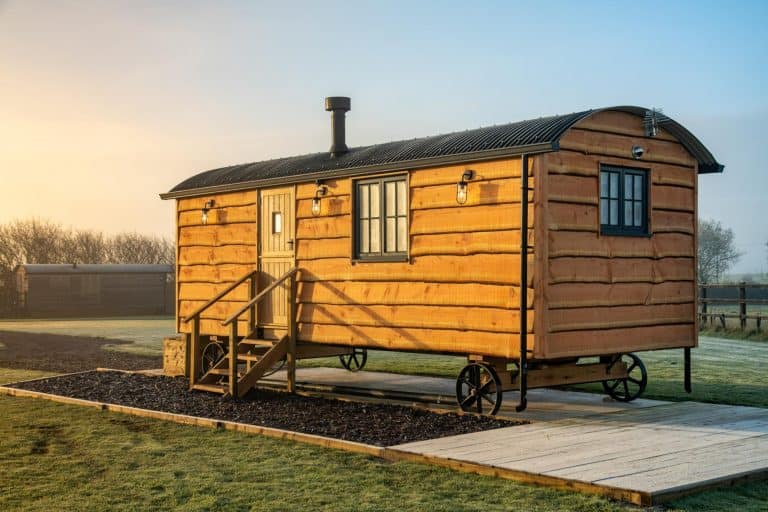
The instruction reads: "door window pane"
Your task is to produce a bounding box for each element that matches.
[272,212,282,234]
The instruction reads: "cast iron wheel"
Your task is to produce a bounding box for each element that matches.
[456,362,503,415]
[201,341,226,375]
[339,348,367,372]
[262,358,286,377]
[602,353,647,402]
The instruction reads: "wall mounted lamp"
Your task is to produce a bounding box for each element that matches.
[201,199,215,225]
[311,183,329,216]
[456,169,475,205]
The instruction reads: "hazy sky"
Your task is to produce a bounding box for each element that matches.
[1,1,766,273]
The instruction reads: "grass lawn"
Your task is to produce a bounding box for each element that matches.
[0,317,175,357]
[1,395,766,512]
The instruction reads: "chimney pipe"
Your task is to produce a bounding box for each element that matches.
[325,96,351,157]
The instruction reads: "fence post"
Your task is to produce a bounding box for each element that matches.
[739,282,747,330]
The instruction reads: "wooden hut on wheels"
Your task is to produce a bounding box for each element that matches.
[161,97,723,414]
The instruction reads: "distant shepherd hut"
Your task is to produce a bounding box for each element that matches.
[14,264,174,317]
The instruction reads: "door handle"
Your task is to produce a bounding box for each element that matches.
[286,239,294,248]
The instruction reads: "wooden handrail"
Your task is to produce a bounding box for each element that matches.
[182,268,258,323]
[221,267,298,326]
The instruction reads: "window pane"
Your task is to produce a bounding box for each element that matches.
[624,200,632,226]
[396,180,407,215]
[360,219,370,253]
[625,174,633,200]
[610,199,618,225]
[600,198,609,225]
[359,184,369,218]
[610,173,619,198]
[370,183,380,217]
[634,175,643,200]
[634,200,643,227]
[600,172,609,198]
[397,217,407,252]
[385,218,396,252]
[370,218,380,252]
[385,181,396,216]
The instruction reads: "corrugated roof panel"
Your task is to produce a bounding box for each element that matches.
[166,107,722,196]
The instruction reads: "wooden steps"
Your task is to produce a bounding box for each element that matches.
[192,335,290,398]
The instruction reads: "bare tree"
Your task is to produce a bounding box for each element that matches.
[106,232,174,264]
[698,219,741,284]
[0,218,174,271]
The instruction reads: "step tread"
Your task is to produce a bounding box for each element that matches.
[206,368,244,377]
[191,383,227,394]
[240,339,277,347]
[237,354,261,361]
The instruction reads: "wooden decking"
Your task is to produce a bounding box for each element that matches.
[270,368,768,504]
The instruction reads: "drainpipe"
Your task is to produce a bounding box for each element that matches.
[516,154,529,412]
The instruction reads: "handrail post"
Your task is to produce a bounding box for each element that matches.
[189,316,200,390]
[229,321,238,397]
[739,282,747,330]
[248,273,258,335]
[286,273,297,393]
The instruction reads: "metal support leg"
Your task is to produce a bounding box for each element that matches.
[684,347,692,393]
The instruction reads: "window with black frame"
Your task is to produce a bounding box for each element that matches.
[355,175,408,260]
[599,165,649,236]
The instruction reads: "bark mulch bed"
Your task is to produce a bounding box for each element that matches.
[9,371,521,446]
[0,330,160,373]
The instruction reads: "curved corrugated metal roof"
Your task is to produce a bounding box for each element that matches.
[164,106,722,198]
[17,264,173,274]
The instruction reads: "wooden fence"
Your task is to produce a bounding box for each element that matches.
[699,283,768,331]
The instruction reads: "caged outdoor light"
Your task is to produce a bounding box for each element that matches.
[456,169,475,205]
[311,183,329,216]
[201,199,215,225]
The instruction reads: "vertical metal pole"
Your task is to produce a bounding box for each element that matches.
[516,154,529,413]
[189,317,200,390]
[700,285,707,325]
[229,321,238,398]
[739,282,747,330]
[286,273,297,393]
[684,347,692,393]
[248,273,257,335]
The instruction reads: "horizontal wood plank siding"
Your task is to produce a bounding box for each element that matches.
[176,191,257,335]
[296,157,531,358]
[539,111,697,358]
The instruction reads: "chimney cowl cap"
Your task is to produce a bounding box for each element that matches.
[325,96,351,112]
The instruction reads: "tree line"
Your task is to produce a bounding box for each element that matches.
[0,218,174,274]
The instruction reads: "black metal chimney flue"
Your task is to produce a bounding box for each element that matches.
[325,96,351,157]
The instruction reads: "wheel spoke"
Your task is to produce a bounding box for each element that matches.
[461,394,477,407]
[461,376,478,390]
[622,380,630,397]
[478,379,495,394]
[609,379,622,391]
[627,362,638,373]
[627,377,642,385]
[481,393,497,405]
[351,354,360,367]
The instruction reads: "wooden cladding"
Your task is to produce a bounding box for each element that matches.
[295,157,532,358]
[175,190,257,335]
[537,110,698,358]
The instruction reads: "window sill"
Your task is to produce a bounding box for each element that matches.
[351,255,410,264]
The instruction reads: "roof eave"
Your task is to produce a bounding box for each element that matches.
[160,142,557,200]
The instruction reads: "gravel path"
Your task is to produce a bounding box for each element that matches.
[10,371,520,446]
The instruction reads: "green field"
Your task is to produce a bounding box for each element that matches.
[1,320,767,510]
[0,317,175,356]
[1,394,766,512]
